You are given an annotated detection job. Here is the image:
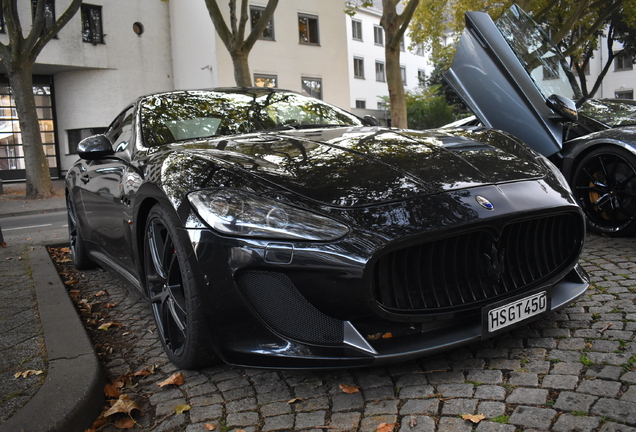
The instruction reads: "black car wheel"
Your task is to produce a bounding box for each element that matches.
[66,195,96,270]
[573,147,636,237]
[143,204,217,369]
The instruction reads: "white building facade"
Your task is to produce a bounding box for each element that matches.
[345,4,432,124]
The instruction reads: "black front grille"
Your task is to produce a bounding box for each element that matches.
[372,213,583,312]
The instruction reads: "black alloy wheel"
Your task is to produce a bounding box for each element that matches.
[143,204,217,369]
[573,147,636,237]
[66,194,95,270]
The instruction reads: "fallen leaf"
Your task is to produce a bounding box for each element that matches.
[409,415,417,427]
[103,394,141,417]
[5,257,12,260]
[204,423,217,431]
[134,365,157,377]
[59,247,71,253]
[104,301,116,308]
[98,322,121,331]
[339,383,361,394]
[114,417,136,429]
[158,372,185,387]
[122,332,131,336]
[377,422,394,432]
[174,404,191,414]
[96,290,108,296]
[462,413,485,424]
[68,289,80,301]
[367,333,382,340]
[14,370,43,378]
[64,279,78,286]
[104,383,121,398]
[381,332,393,339]
[288,398,303,404]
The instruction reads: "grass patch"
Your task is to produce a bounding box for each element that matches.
[572,411,588,416]
[580,353,594,367]
[490,415,510,424]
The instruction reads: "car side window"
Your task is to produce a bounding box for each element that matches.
[106,106,135,153]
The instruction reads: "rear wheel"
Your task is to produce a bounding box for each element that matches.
[143,204,218,369]
[66,195,96,270]
[572,146,636,237]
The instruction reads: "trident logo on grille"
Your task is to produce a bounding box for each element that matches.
[482,243,506,284]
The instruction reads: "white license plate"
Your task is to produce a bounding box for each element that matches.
[487,291,547,333]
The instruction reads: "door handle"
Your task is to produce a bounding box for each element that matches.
[80,175,90,184]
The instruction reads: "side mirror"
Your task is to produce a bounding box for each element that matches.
[363,115,381,126]
[546,94,578,122]
[77,134,114,160]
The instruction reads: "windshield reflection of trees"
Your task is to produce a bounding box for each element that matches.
[140,90,363,147]
[580,100,636,127]
[495,6,582,102]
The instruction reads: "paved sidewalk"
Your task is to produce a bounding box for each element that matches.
[0,181,103,432]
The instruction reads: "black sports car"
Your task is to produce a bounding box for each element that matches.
[445,5,636,237]
[66,88,589,369]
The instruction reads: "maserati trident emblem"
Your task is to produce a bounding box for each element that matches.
[482,243,506,284]
[476,195,494,210]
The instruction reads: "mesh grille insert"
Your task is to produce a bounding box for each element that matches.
[237,270,344,344]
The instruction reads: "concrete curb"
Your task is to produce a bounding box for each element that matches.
[0,246,104,432]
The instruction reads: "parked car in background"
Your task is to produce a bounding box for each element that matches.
[445,5,636,237]
[66,87,588,369]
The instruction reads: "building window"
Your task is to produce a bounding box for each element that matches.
[301,77,322,99]
[401,66,407,85]
[615,90,634,99]
[67,128,107,154]
[250,6,275,41]
[615,52,633,71]
[31,0,56,34]
[374,26,384,46]
[254,74,277,88]
[415,43,425,56]
[355,100,366,109]
[400,36,405,52]
[418,69,426,86]
[352,19,362,41]
[0,77,58,179]
[375,61,385,82]
[81,4,103,45]
[299,14,319,45]
[353,57,365,79]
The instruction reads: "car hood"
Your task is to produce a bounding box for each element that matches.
[444,5,584,158]
[176,126,547,207]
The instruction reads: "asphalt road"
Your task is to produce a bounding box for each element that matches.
[0,211,68,245]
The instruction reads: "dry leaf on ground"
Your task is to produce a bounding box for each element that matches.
[114,417,136,429]
[377,422,395,432]
[339,383,361,394]
[174,404,191,414]
[204,423,217,431]
[14,370,43,378]
[158,372,185,387]
[103,394,141,417]
[98,322,121,331]
[462,413,485,423]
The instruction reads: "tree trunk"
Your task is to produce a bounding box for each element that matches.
[9,66,54,199]
[385,43,407,128]
[231,50,252,87]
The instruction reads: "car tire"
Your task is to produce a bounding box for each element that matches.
[143,203,218,369]
[66,195,96,270]
[572,146,636,237]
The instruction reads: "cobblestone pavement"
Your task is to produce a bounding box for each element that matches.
[67,233,636,432]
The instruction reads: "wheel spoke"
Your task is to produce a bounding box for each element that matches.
[148,221,168,280]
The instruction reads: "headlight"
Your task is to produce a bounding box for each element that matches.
[188,189,349,241]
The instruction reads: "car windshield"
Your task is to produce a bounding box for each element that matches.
[494,5,583,102]
[579,99,636,127]
[140,89,364,146]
